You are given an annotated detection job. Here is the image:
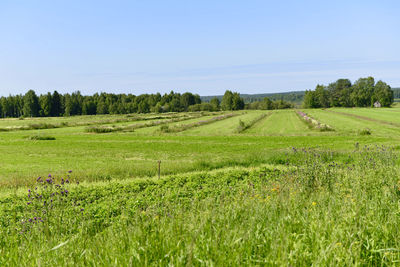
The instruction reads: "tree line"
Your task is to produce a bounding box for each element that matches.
[0,90,252,118]
[303,77,393,108]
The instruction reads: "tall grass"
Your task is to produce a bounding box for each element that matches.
[1,146,400,265]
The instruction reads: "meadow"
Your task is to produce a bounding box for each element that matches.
[1,107,400,265]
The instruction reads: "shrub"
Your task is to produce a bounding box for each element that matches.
[359,129,372,135]
[27,135,56,140]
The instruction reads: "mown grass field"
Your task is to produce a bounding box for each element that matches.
[2,107,400,265]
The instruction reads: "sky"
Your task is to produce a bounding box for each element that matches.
[0,0,399,96]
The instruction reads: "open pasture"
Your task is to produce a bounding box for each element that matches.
[2,107,400,265]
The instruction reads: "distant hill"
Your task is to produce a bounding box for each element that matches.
[201,91,305,105]
[392,88,400,102]
[393,88,400,97]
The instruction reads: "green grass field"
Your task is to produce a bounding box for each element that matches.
[2,107,400,265]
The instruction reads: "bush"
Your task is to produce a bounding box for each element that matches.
[359,129,372,135]
[27,135,56,140]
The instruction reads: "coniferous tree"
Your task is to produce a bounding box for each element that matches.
[50,91,62,116]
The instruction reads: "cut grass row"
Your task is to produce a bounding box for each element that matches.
[160,113,239,133]
[85,113,206,133]
[237,112,270,133]
[246,110,312,135]
[0,113,191,132]
[182,111,266,135]
[296,110,334,131]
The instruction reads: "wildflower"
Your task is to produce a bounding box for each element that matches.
[27,202,31,205]
[68,170,72,173]
[312,202,317,206]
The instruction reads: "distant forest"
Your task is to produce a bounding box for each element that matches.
[1,79,397,118]
[203,86,400,106]
[202,91,304,105]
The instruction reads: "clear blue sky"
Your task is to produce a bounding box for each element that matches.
[0,0,399,96]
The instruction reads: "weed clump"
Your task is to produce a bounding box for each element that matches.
[27,135,56,140]
[85,126,116,133]
[359,129,372,135]
[160,125,171,133]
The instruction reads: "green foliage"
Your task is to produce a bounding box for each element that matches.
[0,90,204,118]
[359,129,372,136]
[23,90,40,117]
[1,146,400,265]
[221,90,244,111]
[202,91,305,105]
[27,135,56,140]
[304,77,394,108]
[247,97,293,110]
